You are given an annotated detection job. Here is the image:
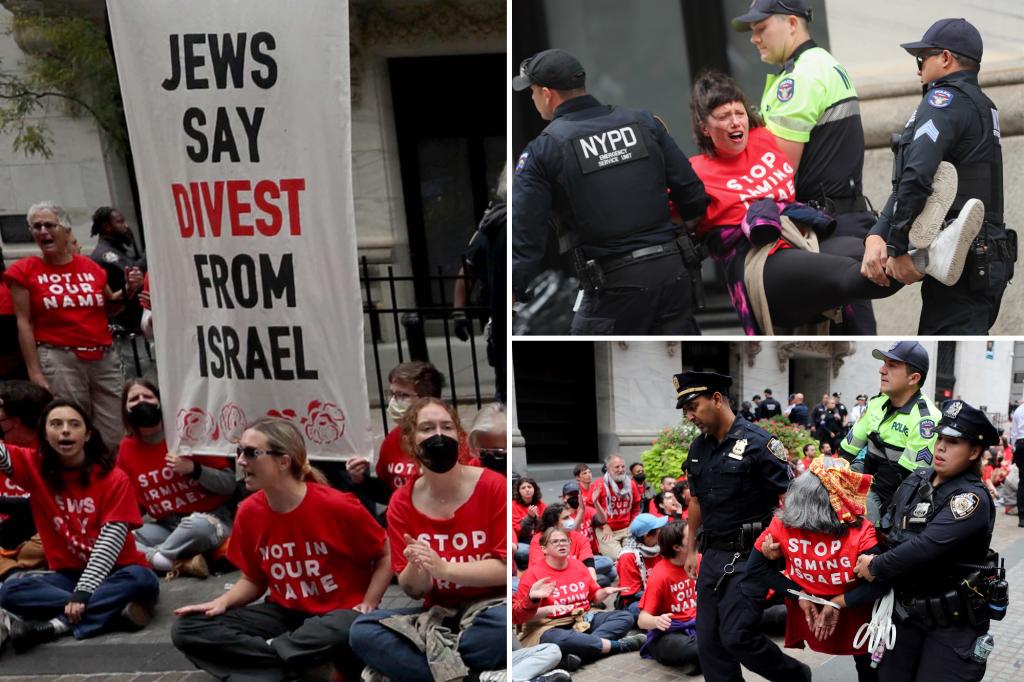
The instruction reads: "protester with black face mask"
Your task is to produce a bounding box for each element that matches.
[351,397,506,680]
[630,461,651,512]
[89,206,147,332]
[114,379,236,579]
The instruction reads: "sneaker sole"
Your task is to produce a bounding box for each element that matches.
[933,199,984,286]
[909,161,957,249]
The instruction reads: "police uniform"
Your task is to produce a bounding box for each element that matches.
[871,19,1013,334]
[844,342,938,519]
[870,400,1001,682]
[512,49,708,335]
[90,235,146,330]
[674,371,808,682]
[755,393,782,420]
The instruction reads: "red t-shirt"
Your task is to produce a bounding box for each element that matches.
[639,557,699,621]
[116,434,233,520]
[982,464,994,482]
[616,549,662,598]
[512,499,547,540]
[527,528,593,567]
[0,281,13,316]
[0,471,31,524]
[575,505,600,554]
[755,516,877,654]
[578,482,595,509]
[590,478,643,530]
[514,558,599,624]
[3,255,112,348]
[4,442,145,570]
[387,467,506,608]
[688,127,797,237]
[228,483,385,615]
[374,427,475,493]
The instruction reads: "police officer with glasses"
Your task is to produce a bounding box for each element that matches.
[512,49,708,335]
[855,400,1006,681]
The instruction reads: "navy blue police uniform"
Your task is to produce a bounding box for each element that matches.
[870,400,1002,682]
[512,49,708,335]
[870,19,1013,334]
[674,371,808,682]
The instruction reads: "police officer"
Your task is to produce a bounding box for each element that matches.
[89,206,146,331]
[733,0,878,334]
[855,400,1002,681]
[511,49,708,335]
[675,371,810,682]
[844,342,938,523]
[755,387,782,420]
[863,18,1014,334]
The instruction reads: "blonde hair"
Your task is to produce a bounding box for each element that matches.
[245,417,328,484]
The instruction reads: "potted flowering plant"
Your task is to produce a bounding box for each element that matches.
[641,420,701,483]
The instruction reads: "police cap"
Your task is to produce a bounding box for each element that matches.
[732,0,812,32]
[900,18,983,63]
[937,400,999,447]
[512,49,586,92]
[673,371,732,409]
[872,341,930,378]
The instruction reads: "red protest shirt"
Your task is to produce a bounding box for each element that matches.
[3,255,112,348]
[228,483,385,615]
[513,558,599,625]
[0,281,13,316]
[575,505,600,554]
[375,427,475,493]
[3,442,145,571]
[512,499,547,540]
[688,127,797,237]
[116,434,233,520]
[616,549,662,598]
[578,482,595,509]
[639,556,699,622]
[590,478,643,530]
[527,528,593,567]
[387,467,506,608]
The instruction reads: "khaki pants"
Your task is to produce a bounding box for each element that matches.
[597,526,630,560]
[37,345,123,455]
[0,535,46,579]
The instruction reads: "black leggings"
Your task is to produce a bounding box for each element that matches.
[762,236,903,329]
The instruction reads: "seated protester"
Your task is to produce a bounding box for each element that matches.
[650,491,685,521]
[172,418,390,682]
[573,463,596,509]
[115,379,235,579]
[747,457,885,682]
[637,520,701,675]
[513,476,545,569]
[630,462,651,510]
[0,400,159,651]
[514,527,643,663]
[528,503,605,585]
[590,455,643,559]
[562,481,616,587]
[468,402,507,474]
[648,476,678,514]
[672,479,691,521]
[349,398,506,681]
[616,513,666,619]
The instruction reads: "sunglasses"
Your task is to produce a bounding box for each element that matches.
[915,50,945,71]
[236,445,282,460]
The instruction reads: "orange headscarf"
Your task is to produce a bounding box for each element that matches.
[808,458,873,524]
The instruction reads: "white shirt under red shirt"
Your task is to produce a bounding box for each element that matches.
[513,558,599,625]
[386,466,507,608]
[228,482,386,615]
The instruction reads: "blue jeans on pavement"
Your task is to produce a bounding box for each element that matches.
[539,609,634,661]
[0,564,159,639]
[349,604,506,681]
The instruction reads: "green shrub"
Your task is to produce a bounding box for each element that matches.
[641,420,700,482]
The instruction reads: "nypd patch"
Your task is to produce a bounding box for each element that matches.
[915,448,933,465]
[776,78,795,102]
[767,437,786,462]
[928,89,954,108]
[920,419,935,439]
[515,151,529,175]
[949,492,979,520]
[102,251,119,264]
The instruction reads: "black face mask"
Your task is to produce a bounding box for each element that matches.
[479,449,506,474]
[127,402,162,428]
[566,495,580,509]
[633,473,646,484]
[419,434,460,474]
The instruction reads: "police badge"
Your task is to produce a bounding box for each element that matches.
[945,401,963,419]
[949,492,979,519]
[729,439,748,460]
[767,437,786,462]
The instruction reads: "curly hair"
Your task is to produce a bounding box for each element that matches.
[513,476,542,505]
[38,400,115,492]
[690,70,764,158]
[120,378,161,436]
[398,397,465,463]
[538,502,566,534]
[90,206,117,237]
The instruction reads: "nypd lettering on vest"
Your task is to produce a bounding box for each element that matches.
[572,124,650,174]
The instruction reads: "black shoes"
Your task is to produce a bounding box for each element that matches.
[616,633,647,653]
[530,671,572,682]
[7,616,58,654]
[560,654,582,672]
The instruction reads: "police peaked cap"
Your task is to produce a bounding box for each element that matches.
[513,49,585,92]
[673,371,732,409]
[900,18,983,63]
[937,400,999,447]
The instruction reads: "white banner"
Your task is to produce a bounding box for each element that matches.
[107,0,370,459]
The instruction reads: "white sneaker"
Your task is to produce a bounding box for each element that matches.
[918,199,985,286]
[909,161,958,249]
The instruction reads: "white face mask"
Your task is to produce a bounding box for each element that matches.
[561,519,576,531]
[387,397,410,422]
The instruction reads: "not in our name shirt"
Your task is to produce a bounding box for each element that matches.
[639,556,699,622]
[387,467,507,608]
[590,478,643,530]
[229,483,385,615]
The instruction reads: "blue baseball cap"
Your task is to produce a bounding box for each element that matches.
[872,341,930,377]
[900,18,983,63]
[562,481,580,496]
[629,513,668,538]
[732,0,812,32]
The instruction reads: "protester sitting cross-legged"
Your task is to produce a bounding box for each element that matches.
[0,399,159,652]
[686,72,978,335]
[115,379,236,580]
[747,457,887,682]
[590,454,643,559]
[616,513,666,620]
[349,398,507,681]
[514,526,643,665]
[560,481,616,587]
[171,417,391,682]
[528,502,608,586]
[514,476,546,568]
[636,520,701,675]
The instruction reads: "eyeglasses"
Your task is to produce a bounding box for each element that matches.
[236,445,282,460]
[546,539,570,547]
[29,221,61,232]
[388,390,418,401]
[916,50,944,71]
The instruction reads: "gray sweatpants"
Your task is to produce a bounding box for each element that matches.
[134,512,229,562]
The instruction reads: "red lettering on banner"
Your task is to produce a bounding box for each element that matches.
[172,178,306,238]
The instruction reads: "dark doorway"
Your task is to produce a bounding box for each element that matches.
[389,54,505,307]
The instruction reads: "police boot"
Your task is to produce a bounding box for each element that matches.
[910,199,984,286]
[6,615,59,654]
[908,161,957,249]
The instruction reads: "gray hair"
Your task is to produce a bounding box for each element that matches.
[26,201,71,228]
[778,467,847,536]
[468,402,506,447]
[496,162,507,202]
[605,453,624,466]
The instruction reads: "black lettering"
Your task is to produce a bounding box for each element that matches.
[162,34,181,90]
[194,254,212,307]
[261,253,295,308]
[197,325,207,377]
[183,33,208,89]
[237,107,264,163]
[246,327,271,380]
[208,33,247,89]
[231,255,258,308]
[268,326,294,380]
[208,326,224,378]
[208,255,232,308]
[250,32,277,88]
[293,327,318,380]
[211,108,240,163]
[222,327,244,379]
[183,108,208,162]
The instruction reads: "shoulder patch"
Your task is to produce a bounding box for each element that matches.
[949,492,980,520]
[919,419,935,439]
[515,151,529,175]
[776,78,795,102]
[767,437,787,462]
[102,251,120,263]
[915,448,933,465]
[928,89,954,108]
